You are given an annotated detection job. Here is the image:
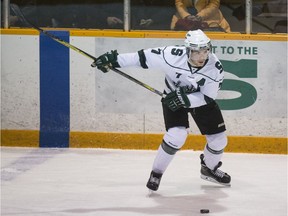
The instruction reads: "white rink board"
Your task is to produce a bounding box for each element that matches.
[1,35,40,130]
[1,35,287,137]
[71,37,287,136]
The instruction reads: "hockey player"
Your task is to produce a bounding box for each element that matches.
[93,29,231,191]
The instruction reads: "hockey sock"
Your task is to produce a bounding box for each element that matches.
[152,144,175,174]
[152,126,188,173]
[203,132,227,170]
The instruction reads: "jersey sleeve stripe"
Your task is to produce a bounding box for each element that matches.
[137,49,148,69]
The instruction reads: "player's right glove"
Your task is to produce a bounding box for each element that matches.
[91,50,120,73]
[162,87,191,111]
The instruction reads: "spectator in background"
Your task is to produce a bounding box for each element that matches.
[95,0,124,29]
[171,0,231,32]
[232,0,287,33]
[3,0,37,27]
[104,8,124,29]
[132,0,175,30]
[29,0,123,29]
[7,0,58,28]
[89,0,174,30]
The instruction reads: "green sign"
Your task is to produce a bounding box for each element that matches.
[217,59,258,110]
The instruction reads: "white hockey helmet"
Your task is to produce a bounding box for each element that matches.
[184,29,211,51]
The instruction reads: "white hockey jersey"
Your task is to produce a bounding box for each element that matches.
[117,45,224,108]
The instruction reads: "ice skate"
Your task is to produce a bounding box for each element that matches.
[200,154,231,186]
[146,171,163,191]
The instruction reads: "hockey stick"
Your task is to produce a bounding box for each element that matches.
[12,4,164,97]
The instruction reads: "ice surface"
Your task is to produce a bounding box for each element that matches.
[1,147,287,216]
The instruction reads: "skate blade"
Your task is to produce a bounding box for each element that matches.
[147,189,154,197]
[201,174,231,187]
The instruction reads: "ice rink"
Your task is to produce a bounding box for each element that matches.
[1,147,287,216]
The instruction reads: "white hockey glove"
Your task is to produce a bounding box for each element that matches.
[162,87,191,111]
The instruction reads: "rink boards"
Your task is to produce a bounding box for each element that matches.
[1,29,287,153]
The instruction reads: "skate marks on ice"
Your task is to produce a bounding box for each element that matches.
[57,185,228,216]
[143,185,228,215]
[1,148,66,182]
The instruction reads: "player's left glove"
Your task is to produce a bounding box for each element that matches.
[162,87,191,111]
[91,50,120,73]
